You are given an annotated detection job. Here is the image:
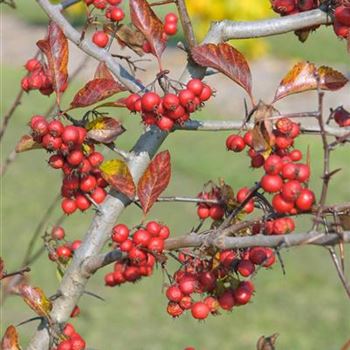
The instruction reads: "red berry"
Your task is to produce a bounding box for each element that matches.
[63,323,75,337]
[289,149,302,161]
[67,150,84,167]
[75,194,91,211]
[335,5,350,26]
[251,154,265,168]
[226,135,246,152]
[289,123,300,138]
[164,22,177,36]
[128,247,147,263]
[51,226,65,240]
[158,225,170,240]
[264,155,283,175]
[62,126,80,145]
[179,295,192,310]
[88,152,104,167]
[166,285,183,302]
[167,301,183,318]
[133,229,151,247]
[56,245,72,260]
[187,79,204,96]
[163,93,180,111]
[61,198,77,215]
[42,134,62,150]
[237,259,255,277]
[276,117,293,134]
[262,248,276,267]
[119,239,133,252]
[21,77,31,91]
[109,6,124,21]
[32,119,49,136]
[112,224,129,243]
[209,205,225,220]
[107,0,121,4]
[57,340,73,350]
[123,266,141,282]
[271,0,296,14]
[272,194,294,214]
[243,130,253,147]
[141,92,161,112]
[281,180,302,202]
[92,31,109,48]
[275,135,293,149]
[179,89,195,108]
[296,189,315,211]
[70,336,85,350]
[249,247,268,265]
[298,0,317,11]
[165,12,178,24]
[198,271,216,292]
[29,73,43,89]
[233,284,252,305]
[148,237,164,253]
[25,58,41,72]
[71,240,82,251]
[191,302,210,320]
[94,0,107,8]
[295,164,310,183]
[48,120,64,137]
[334,106,350,127]
[199,84,212,102]
[197,206,210,220]
[48,154,64,169]
[281,162,297,180]
[218,290,235,311]
[204,296,219,313]
[90,187,107,204]
[219,250,236,268]
[261,174,283,193]
[79,175,97,192]
[105,272,116,286]
[157,116,174,131]
[146,221,161,236]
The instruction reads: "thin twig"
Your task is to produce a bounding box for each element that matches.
[327,247,350,299]
[175,0,197,49]
[1,267,31,280]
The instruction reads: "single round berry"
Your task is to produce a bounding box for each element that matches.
[112,224,130,243]
[164,22,177,36]
[191,302,210,320]
[272,194,294,214]
[109,6,125,21]
[88,152,104,167]
[92,31,109,48]
[296,189,315,211]
[264,155,283,175]
[79,175,97,192]
[51,226,65,240]
[261,174,283,193]
[218,290,235,311]
[226,135,246,152]
[237,259,255,277]
[165,12,178,24]
[281,180,302,202]
[61,198,77,215]
[62,126,80,145]
[67,150,84,167]
[141,92,161,112]
[48,119,64,137]
[166,285,183,302]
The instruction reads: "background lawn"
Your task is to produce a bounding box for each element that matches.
[1,2,350,350]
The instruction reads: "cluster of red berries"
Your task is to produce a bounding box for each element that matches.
[165,247,276,320]
[21,58,56,96]
[270,0,319,16]
[196,187,225,221]
[28,116,108,215]
[84,0,125,48]
[226,117,315,217]
[333,106,350,127]
[48,226,82,263]
[142,13,179,54]
[104,221,170,286]
[333,4,350,39]
[54,323,86,350]
[125,79,213,131]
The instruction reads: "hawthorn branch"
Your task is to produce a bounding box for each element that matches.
[176,0,197,49]
[164,231,350,251]
[178,119,350,138]
[180,9,332,81]
[36,0,144,93]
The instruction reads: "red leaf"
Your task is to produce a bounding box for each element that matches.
[19,284,52,318]
[1,325,21,350]
[37,21,68,105]
[274,62,348,102]
[137,150,171,214]
[70,78,126,109]
[100,160,136,198]
[15,135,42,153]
[130,0,166,62]
[94,62,115,80]
[87,116,125,143]
[191,43,252,98]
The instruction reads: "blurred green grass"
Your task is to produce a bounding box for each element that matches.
[2,57,350,350]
